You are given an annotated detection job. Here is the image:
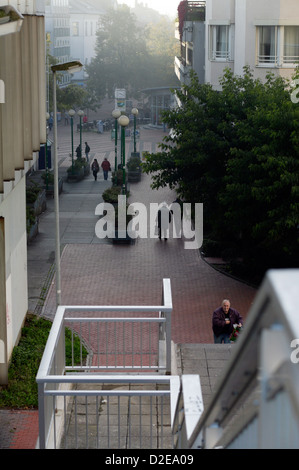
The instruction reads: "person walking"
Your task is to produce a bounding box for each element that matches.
[157,202,172,240]
[101,158,111,180]
[85,142,90,162]
[212,299,243,344]
[91,158,99,181]
[76,144,82,159]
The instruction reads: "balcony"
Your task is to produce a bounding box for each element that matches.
[174,55,191,82]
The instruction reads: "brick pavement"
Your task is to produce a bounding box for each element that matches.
[0,122,257,449]
[42,132,256,343]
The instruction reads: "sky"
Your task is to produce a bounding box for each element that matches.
[119,0,179,19]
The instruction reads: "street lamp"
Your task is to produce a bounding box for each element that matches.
[131,107,138,155]
[118,114,130,195]
[112,108,121,184]
[77,109,84,158]
[69,108,75,172]
[45,112,50,190]
[51,61,82,306]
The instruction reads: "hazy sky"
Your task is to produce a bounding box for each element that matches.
[119,0,179,18]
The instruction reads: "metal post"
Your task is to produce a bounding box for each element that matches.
[114,118,118,172]
[121,125,126,195]
[79,115,82,156]
[52,69,61,307]
[71,115,74,172]
[132,108,138,155]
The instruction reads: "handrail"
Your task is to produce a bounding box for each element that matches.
[36,279,173,448]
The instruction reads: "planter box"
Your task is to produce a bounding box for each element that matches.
[33,189,47,215]
[128,169,141,182]
[67,167,85,182]
[0,5,23,37]
[27,219,38,244]
[44,178,63,198]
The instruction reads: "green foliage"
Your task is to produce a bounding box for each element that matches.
[26,183,42,204]
[56,84,88,111]
[102,185,122,203]
[0,315,87,409]
[86,5,179,101]
[67,158,88,174]
[143,67,299,276]
[126,156,141,171]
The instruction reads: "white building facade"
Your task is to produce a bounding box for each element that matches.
[0,0,46,384]
[175,0,299,90]
[205,0,299,89]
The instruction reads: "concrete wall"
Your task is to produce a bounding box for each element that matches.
[0,1,46,383]
[0,178,28,360]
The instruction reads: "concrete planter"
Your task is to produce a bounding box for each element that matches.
[67,166,84,182]
[27,219,38,244]
[128,169,141,182]
[44,178,63,198]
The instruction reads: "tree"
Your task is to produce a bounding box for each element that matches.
[143,68,299,276]
[57,84,88,112]
[145,18,180,87]
[85,5,149,100]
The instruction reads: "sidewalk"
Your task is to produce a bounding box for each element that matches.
[0,123,257,449]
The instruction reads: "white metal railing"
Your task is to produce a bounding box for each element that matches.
[38,375,179,449]
[36,279,173,449]
[182,269,299,449]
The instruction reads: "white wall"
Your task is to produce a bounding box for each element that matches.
[0,177,28,359]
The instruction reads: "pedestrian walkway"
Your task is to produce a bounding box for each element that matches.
[0,123,257,449]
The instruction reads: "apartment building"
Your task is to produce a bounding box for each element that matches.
[0,0,46,384]
[175,0,299,90]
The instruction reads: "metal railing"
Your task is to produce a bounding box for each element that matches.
[36,279,173,448]
[38,375,179,449]
[182,269,299,449]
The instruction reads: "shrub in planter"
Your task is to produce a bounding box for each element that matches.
[41,171,54,186]
[102,186,129,204]
[102,186,122,204]
[127,156,142,182]
[26,183,42,204]
[112,205,134,244]
[41,170,63,196]
[67,159,86,181]
[112,168,127,187]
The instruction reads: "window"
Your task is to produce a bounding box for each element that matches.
[210,25,232,61]
[258,26,278,64]
[257,25,299,66]
[72,22,79,37]
[284,26,299,64]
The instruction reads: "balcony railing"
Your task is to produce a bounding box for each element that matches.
[36,279,174,449]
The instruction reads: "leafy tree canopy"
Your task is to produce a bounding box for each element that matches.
[85,5,179,102]
[143,67,299,277]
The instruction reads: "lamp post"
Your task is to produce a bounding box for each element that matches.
[45,112,50,190]
[51,61,82,306]
[77,109,84,158]
[118,114,130,195]
[69,108,75,172]
[131,107,138,155]
[112,108,121,184]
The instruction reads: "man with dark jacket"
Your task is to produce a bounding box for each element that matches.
[101,158,111,180]
[212,299,243,343]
